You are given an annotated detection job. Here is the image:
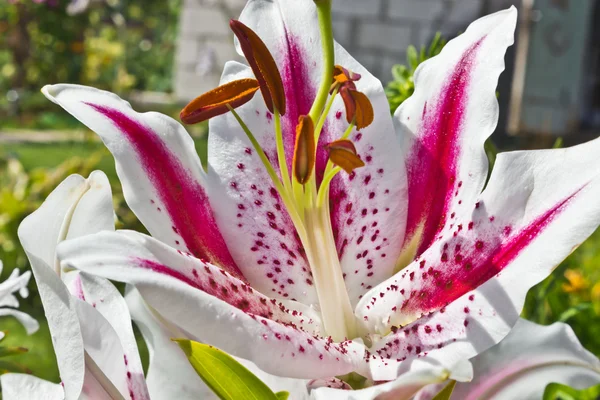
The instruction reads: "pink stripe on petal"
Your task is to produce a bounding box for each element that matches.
[86,104,243,280]
[132,257,309,329]
[280,32,316,176]
[405,38,485,256]
[367,184,585,325]
[403,186,583,315]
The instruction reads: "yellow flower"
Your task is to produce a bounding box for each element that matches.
[562,269,589,293]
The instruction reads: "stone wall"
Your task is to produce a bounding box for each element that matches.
[175,0,517,101]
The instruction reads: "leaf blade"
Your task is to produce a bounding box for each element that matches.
[174,339,279,400]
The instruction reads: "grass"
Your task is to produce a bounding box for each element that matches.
[1,136,209,173]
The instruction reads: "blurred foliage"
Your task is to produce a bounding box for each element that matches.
[385,32,447,113]
[0,0,180,122]
[544,382,600,400]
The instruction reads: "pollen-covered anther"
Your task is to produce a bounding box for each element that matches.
[180,78,259,124]
[339,86,374,129]
[325,139,365,174]
[330,65,361,93]
[293,115,315,185]
[230,19,286,114]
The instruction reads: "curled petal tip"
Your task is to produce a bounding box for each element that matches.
[230,19,286,114]
[293,115,315,184]
[180,78,259,124]
[326,139,365,174]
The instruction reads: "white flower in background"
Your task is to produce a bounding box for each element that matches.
[1,172,208,400]
[414,318,600,400]
[0,261,39,338]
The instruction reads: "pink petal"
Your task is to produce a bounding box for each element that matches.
[208,0,407,305]
[42,84,243,280]
[396,7,517,259]
[58,231,365,380]
[359,131,600,374]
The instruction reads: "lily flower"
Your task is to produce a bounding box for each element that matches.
[414,318,600,400]
[1,172,154,400]
[0,261,39,338]
[44,0,600,395]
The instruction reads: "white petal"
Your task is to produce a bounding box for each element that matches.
[310,359,456,400]
[451,319,600,400]
[0,309,39,335]
[0,373,64,400]
[17,171,113,400]
[125,286,216,400]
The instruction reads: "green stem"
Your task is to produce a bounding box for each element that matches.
[314,87,339,141]
[274,107,292,195]
[308,0,334,126]
[341,119,356,140]
[227,105,307,236]
[316,166,341,208]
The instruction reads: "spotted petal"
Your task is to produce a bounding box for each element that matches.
[58,230,365,379]
[42,84,242,280]
[357,135,600,378]
[208,0,407,305]
[396,7,517,261]
[451,319,600,400]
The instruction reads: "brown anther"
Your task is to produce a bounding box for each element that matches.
[180,78,259,124]
[230,20,286,115]
[330,65,361,93]
[325,139,365,174]
[293,115,315,185]
[339,86,374,129]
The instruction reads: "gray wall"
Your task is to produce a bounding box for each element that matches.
[174,0,516,101]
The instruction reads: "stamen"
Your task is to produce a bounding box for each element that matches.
[325,139,365,174]
[293,116,316,185]
[180,79,259,124]
[230,20,286,114]
[330,65,361,93]
[339,87,374,129]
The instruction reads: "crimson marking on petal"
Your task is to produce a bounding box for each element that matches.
[401,185,586,316]
[280,32,316,177]
[72,274,86,301]
[404,38,485,257]
[86,103,244,280]
[132,257,280,319]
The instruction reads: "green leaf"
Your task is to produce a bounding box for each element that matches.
[275,392,290,400]
[552,137,564,149]
[407,45,419,71]
[174,339,280,400]
[428,32,442,57]
[0,346,28,358]
[558,303,592,323]
[543,382,600,400]
[0,360,31,374]
[432,380,457,400]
